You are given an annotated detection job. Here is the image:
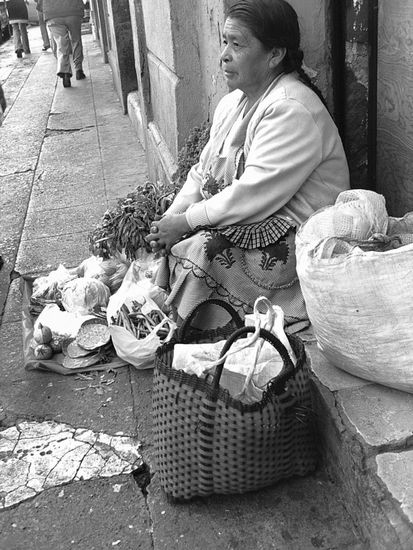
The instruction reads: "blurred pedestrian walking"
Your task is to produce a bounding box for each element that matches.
[5,0,30,59]
[34,0,53,53]
[42,0,85,88]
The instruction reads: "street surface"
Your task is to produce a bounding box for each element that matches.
[0,25,367,550]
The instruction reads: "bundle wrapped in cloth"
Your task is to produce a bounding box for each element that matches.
[172,297,296,403]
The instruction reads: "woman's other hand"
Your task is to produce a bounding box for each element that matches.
[146,214,191,254]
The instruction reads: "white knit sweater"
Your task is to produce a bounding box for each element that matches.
[167,72,350,230]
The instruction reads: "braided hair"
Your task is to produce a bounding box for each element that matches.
[226,0,327,106]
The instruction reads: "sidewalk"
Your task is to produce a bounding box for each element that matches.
[0,28,366,550]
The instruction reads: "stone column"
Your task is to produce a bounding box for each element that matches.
[105,0,138,113]
[139,0,204,183]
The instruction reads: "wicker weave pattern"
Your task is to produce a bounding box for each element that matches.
[152,332,318,500]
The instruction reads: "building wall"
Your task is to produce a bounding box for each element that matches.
[290,0,331,103]
[343,0,370,190]
[377,0,413,215]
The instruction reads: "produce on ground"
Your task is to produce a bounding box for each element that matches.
[76,318,111,350]
[33,323,52,344]
[111,300,170,341]
[61,277,111,315]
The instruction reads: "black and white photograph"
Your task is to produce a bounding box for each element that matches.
[0,1,411,549]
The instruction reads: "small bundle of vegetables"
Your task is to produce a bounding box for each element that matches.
[111,300,170,340]
[89,181,175,261]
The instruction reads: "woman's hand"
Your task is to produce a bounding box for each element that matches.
[146,214,191,254]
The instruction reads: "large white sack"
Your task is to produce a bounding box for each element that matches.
[296,207,413,394]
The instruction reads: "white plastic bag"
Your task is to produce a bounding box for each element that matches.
[31,264,77,302]
[172,297,295,403]
[107,260,175,368]
[223,297,296,402]
[243,297,296,364]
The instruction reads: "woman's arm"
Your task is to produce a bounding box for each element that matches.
[164,92,241,216]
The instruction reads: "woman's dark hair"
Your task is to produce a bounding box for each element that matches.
[226,0,326,106]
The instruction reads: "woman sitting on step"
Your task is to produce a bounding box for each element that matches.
[147,0,350,330]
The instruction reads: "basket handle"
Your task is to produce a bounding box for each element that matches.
[178,298,243,343]
[212,326,296,393]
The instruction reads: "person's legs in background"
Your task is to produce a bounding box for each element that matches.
[47,18,72,87]
[12,23,23,57]
[20,24,30,54]
[38,12,50,51]
[51,34,57,57]
[66,15,85,80]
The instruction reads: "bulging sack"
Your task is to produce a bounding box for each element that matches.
[296,193,413,394]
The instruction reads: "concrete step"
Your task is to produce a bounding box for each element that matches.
[306,339,413,549]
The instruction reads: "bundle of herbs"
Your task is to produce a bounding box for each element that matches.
[89,123,211,262]
[89,181,175,261]
[173,121,211,188]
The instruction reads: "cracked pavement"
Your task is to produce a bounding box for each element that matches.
[0,421,142,509]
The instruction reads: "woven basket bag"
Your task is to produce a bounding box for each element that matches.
[152,300,318,501]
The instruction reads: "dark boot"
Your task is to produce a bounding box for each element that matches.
[76,69,86,80]
[62,73,71,88]
[16,49,23,58]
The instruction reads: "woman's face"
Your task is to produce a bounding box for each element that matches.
[221,17,275,100]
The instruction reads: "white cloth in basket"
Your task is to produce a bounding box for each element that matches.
[172,298,296,403]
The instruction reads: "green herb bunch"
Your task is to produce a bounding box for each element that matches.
[89,181,175,261]
[173,121,211,188]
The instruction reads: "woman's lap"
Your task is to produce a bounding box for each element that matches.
[157,228,308,330]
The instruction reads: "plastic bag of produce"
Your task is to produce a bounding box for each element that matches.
[75,255,130,293]
[22,277,126,374]
[31,264,76,303]
[61,277,111,315]
[296,190,413,394]
[107,260,175,368]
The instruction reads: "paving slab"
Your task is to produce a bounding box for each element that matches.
[2,279,22,324]
[377,450,413,525]
[307,342,373,392]
[0,475,152,550]
[16,232,92,275]
[0,54,56,176]
[0,170,34,318]
[0,320,136,434]
[0,420,142,509]
[22,202,107,241]
[337,384,413,449]
[147,470,366,550]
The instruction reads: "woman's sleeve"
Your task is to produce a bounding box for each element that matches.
[165,94,235,216]
[185,99,324,229]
